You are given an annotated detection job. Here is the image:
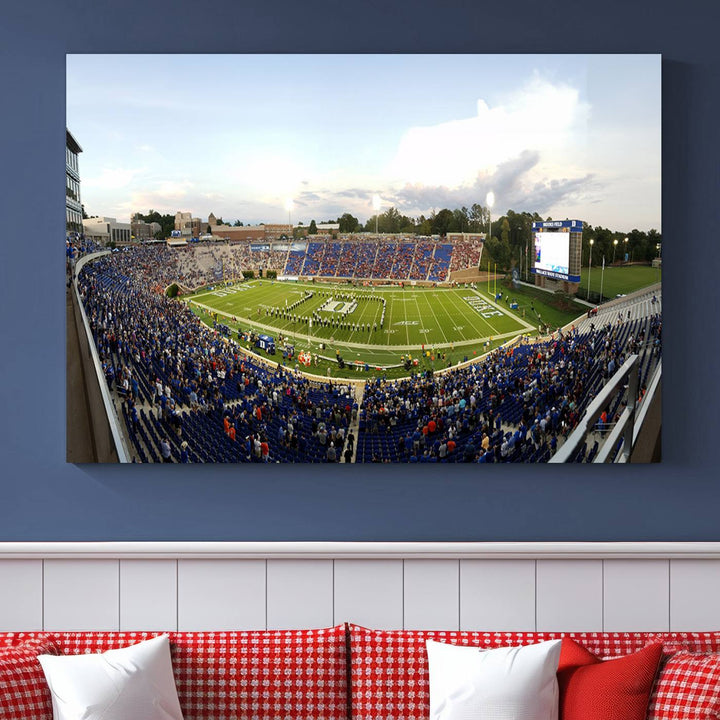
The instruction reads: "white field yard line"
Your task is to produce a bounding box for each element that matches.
[371,300,382,331]
[402,291,410,345]
[468,286,536,333]
[194,279,316,312]
[468,288,535,337]
[190,300,290,338]
[436,290,472,344]
[443,289,499,339]
[385,292,395,347]
[191,299,522,353]
[417,292,449,345]
[192,284,529,353]
[456,288,505,337]
[188,280,259,302]
[194,282,278,317]
[206,285,304,332]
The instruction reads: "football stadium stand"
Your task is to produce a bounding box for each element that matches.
[67,240,661,463]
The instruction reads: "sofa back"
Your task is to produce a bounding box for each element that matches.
[4,625,720,720]
[347,625,720,720]
[0,626,349,720]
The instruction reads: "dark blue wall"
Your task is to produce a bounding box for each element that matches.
[0,0,716,541]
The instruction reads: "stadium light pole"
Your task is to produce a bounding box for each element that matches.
[372,194,381,236]
[516,225,522,278]
[600,255,606,301]
[612,238,618,265]
[525,237,529,283]
[486,191,494,293]
[485,191,495,242]
[284,198,294,238]
[588,239,594,302]
[624,237,628,263]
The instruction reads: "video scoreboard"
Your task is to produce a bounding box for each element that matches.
[531,220,582,283]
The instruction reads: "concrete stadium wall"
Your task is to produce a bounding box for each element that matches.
[67,253,129,463]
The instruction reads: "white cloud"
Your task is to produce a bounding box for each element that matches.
[84,166,145,191]
[155,179,193,197]
[222,150,305,204]
[387,73,590,190]
[110,179,196,216]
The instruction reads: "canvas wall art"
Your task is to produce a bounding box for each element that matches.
[65,54,661,464]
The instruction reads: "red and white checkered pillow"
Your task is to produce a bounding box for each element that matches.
[348,625,651,720]
[39,627,348,720]
[647,652,720,720]
[648,632,720,654]
[0,634,60,720]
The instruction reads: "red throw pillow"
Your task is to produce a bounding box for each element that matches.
[0,635,60,720]
[557,637,663,720]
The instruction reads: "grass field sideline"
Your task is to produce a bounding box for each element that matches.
[578,264,662,300]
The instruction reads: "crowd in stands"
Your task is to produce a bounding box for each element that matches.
[301,242,324,276]
[336,241,360,277]
[176,236,484,285]
[174,244,286,289]
[319,242,342,276]
[408,241,435,280]
[72,240,660,464]
[71,235,484,291]
[354,242,377,279]
[275,236,483,282]
[371,240,399,279]
[389,242,415,279]
[357,305,662,463]
[428,244,453,282]
[66,236,103,280]
[449,237,483,273]
[76,248,357,463]
[284,250,306,275]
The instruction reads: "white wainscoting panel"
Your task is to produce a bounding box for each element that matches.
[603,560,669,631]
[460,560,536,631]
[43,559,120,631]
[670,559,720,630]
[2,544,720,634]
[536,560,603,631]
[0,560,43,631]
[177,559,265,631]
[266,559,334,629]
[120,560,177,631]
[334,559,403,629]
[403,560,459,630]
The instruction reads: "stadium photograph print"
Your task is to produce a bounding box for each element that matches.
[66,54,661,465]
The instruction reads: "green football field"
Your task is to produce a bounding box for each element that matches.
[578,264,662,301]
[185,280,537,371]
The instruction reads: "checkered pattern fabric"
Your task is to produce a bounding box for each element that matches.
[1,628,348,720]
[647,652,720,720]
[170,628,349,720]
[648,632,720,654]
[348,625,652,720]
[0,635,59,720]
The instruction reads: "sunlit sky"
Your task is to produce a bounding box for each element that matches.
[67,54,661,231]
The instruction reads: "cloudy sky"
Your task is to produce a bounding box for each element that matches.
[66,54,661,231]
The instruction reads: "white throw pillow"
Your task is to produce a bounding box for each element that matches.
[426,638,562,720]
[38,634,184,720]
